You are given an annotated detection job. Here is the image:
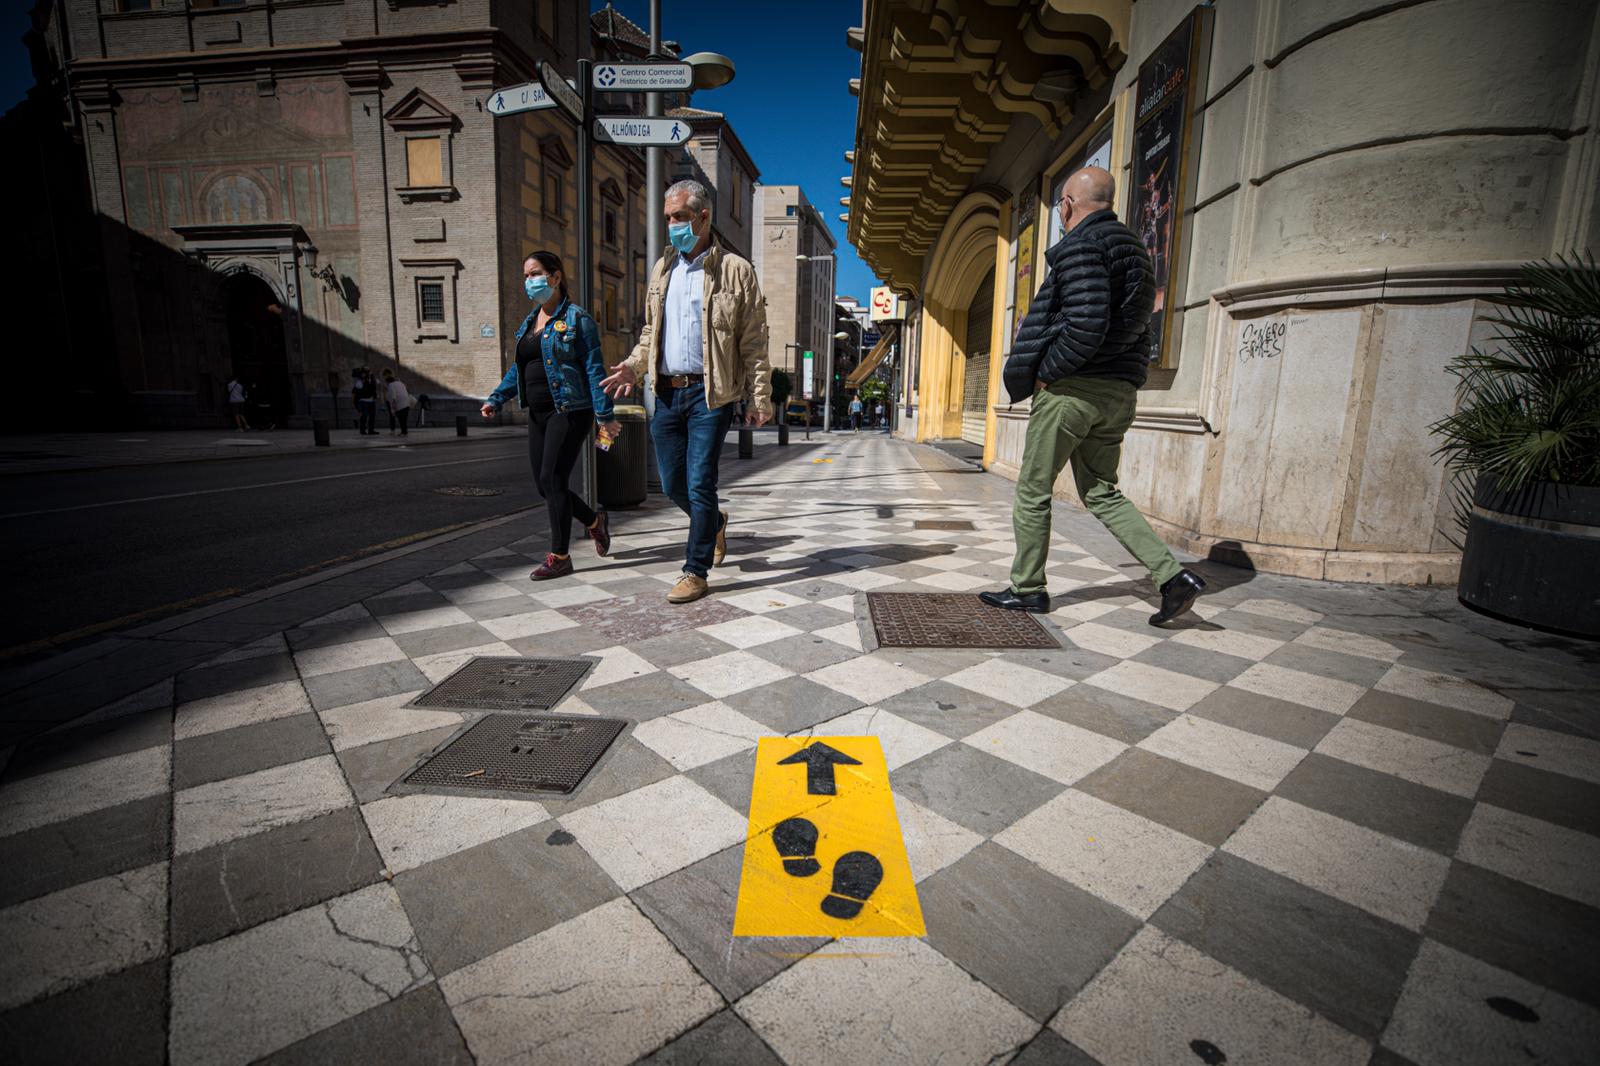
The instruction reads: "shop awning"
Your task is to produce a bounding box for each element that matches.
[846,323,897,387]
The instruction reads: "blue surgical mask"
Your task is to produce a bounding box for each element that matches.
[668,221,698,255]
[525,276,553,303]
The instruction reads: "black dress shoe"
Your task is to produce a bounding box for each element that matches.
[979,588,1050,613]
[1150,569,1207,626]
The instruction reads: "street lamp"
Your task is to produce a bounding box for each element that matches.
[796,251,837,429]
[682,52,737,89]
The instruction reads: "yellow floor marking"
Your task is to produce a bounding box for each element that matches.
[733,736,924,938]
[811,457,833,464]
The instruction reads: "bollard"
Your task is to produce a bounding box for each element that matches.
[738,427,754,459]
[312,419,330,447]
[455,414,468,437]
[777,422,789,446]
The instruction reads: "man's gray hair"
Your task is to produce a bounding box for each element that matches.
[666,178,711,214]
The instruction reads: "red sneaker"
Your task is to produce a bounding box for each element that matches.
[587,510,611,557]
[530,553,573,581]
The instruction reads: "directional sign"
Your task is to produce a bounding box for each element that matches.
[538,61,583,122]
[486,82,556,117]
[733,736,924,937]
[592,61,693,92]
[592,116,692,147]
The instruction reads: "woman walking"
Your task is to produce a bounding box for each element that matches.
[482,251,619,580]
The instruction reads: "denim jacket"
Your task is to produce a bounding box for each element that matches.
[486,298,613,421]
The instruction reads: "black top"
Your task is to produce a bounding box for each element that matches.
[1002,208,1156,402]
[516,325,555,412]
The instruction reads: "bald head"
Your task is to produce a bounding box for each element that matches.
[1060,166,1115,234]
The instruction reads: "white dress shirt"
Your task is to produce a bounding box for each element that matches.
[661,248,709,374]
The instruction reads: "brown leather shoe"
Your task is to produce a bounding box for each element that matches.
[587,509,611,557]
[713,511,729,567]
[668,572,708,603]
[530,553,573,581]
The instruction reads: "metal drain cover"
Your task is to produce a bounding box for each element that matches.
[403,713,626,795]
[867,593,1060,649]
[913,519,975,531]
[408,656,596,711]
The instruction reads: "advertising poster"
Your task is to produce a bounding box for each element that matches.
[1048,129,1113,249]
[1011,189,1038,339]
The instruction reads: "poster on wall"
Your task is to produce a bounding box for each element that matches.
[1010,188,1038,339]
[1129,5,1212,367]
[1048,127,1113,249]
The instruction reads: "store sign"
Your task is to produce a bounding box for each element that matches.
[869,287,902,321]
[802,351,815,398]
[1130,5,1213,367]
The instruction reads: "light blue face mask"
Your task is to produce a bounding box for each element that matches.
[525,276,553,303]
[668,220,699,255]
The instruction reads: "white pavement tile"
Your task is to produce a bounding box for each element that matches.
[1292,626,1403,662]
[670,649,794,699]
[1230,598,1324,625]
[293,636,407,678]
[361,793,551,874]
[736,936,1036,1066]
[169,883,430,1066]
[573,566,646,584]
[697,614,803,649]
[813,620,864,651]
[1082,660,1219,712]
[828,569,902,591]
[1138,715,1307,792]
[201,632,289,667]
[411,641,520,684]
[793,707,951,770]
[561,776,745,891]
[1455,803,1600,909]
[807,657,929,705]
[440,582,526,605]
[374,605,474,635]
[631,701,768,771]
[1375,664,1513,719]
[0,745,171,839]
[1223,797,1451,931]
[1169,626,1285,661]
[581,645,658,689]
[964,711,1127,785]
[528,582,614,608]
[995,789,1213,919]
[1054,926,1368,1066]
[1065,621,1163,660]
[441,897,720,1066]
[913,554,980,572]
[893,792,984,883]
[1493,723,1600,785]
[175,754,354,855]
[301,603,374,627]
[719,588,808,613]
[174,679,312,740]
[912,570,992,591]
[318,691,458,752]
[367,581,431,601]
[1315,718,1491,798]
[430,563,478,577]
[0,862,167,1011]
[479,608,579,641]
[1228,662,1366,714]
[943,659,1073,708]
[1051,600,1124,623]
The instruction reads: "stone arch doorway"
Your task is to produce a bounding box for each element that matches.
[916,188,1005,445]
[221,270,290,429]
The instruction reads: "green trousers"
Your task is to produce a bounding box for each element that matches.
[1010,375,1183,595]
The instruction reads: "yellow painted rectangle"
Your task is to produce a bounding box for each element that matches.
[733,736,924,938]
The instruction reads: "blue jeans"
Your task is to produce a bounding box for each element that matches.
[650,382,735,578]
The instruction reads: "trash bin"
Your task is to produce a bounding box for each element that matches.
[597,404,648,508]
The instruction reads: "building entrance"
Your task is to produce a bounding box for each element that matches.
[221,271,290,430]
[959,267,995,446]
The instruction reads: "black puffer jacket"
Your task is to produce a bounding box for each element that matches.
[1002,209,1156,402]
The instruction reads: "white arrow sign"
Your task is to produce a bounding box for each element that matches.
[486,82,556,116]
[539,61,584,122]
[592,116,692,147]
[592,62,693,92]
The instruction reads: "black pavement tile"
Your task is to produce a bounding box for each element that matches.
[391,621,499,659]
[1508,697,1600,741]
[175,653,299,704]
[286,619,390,653]
[301,659,431,713]
[1474,758,1600,838]
[1206,609,1313,642]
[173,711,330,790]
[1186,687,1341,750]
[686,748,758,818]
[393,820,618,977]
[1425,860,1600,1009]
[634,629,744,670]
[1367,1047,1423,1066]
[171,806,385,952]
[920,842,1140,1022]
[0,957,167,1066]
[336,724,460,804]
[748,633,858,674]
[0,794,170,908]
[631,845,827,1002]
[876,679,1026,740]
[459,594,547,623]
[257,984,473,1066]
[1029,684,1177,746]
[536,735,677,819]
[636,1008,783,1066]
[1076,748,1267,847]
[725,676,862,735]
[1346,690,1505,756]
[3,708,170,783]
[764,601,859,633]
[581,671,712,721]
[1260,642,1391,688]
[366,590,455,615]
[1011,1028,1104,1066]
[1274,753,1473,856]
[1131,641,1256,685]
[1000,644,1123,686]
[1151,853,1418,1042]
[891,744,1065,837]
[505,625,616,658]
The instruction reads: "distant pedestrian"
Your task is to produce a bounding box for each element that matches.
[483,249,619,580]
[226,376,248,431]
[849,395,863,432]
[874,401,885,429]
[980,166,1205,626]
[384,370,411,436]
[354,368,378,435]
[415,394,431,428]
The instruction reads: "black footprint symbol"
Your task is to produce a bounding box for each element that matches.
[821,851,883,919]
[773,818,820,877]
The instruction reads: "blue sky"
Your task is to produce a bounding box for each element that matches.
[0,0,876,303]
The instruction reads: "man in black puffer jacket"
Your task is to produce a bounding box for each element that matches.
[981,167,1205,626]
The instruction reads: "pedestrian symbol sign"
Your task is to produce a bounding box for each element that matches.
[486,82,556,116]
[592,116,692,147]
[733,736,924,937]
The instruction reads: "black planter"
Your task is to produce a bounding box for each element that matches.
[1458,476,1600,637]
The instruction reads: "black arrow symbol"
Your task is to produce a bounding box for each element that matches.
[778,742,862,796]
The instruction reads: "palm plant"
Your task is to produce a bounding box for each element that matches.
[1431,251,1600,535]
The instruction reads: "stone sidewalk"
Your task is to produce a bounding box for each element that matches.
[2,435,1597,1065]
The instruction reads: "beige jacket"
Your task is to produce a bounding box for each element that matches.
[623,239,773,415]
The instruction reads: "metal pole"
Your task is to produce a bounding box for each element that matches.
[577,57,597,507]
[643,0,662,423]
[821,255,834,433]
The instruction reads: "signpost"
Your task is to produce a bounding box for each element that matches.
[486,82,556,117]
[592,116,692,148]
[537,61,583,122]
[592,61,692,92]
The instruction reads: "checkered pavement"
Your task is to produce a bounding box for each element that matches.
[2,436,1597,1065]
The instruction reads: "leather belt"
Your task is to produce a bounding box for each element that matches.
[664,373,703,388]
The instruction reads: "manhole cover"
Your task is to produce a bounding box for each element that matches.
[408,656,595,711]
[403,713,626,795]
[867,593,1060,649]
[913,520,975,531]
[434,485,504,497]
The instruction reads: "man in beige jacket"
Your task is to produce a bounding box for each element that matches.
[601,179,773,603]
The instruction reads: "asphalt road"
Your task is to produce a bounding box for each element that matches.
[0,436,538,658]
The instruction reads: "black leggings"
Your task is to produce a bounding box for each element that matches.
[527,408,597,554]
